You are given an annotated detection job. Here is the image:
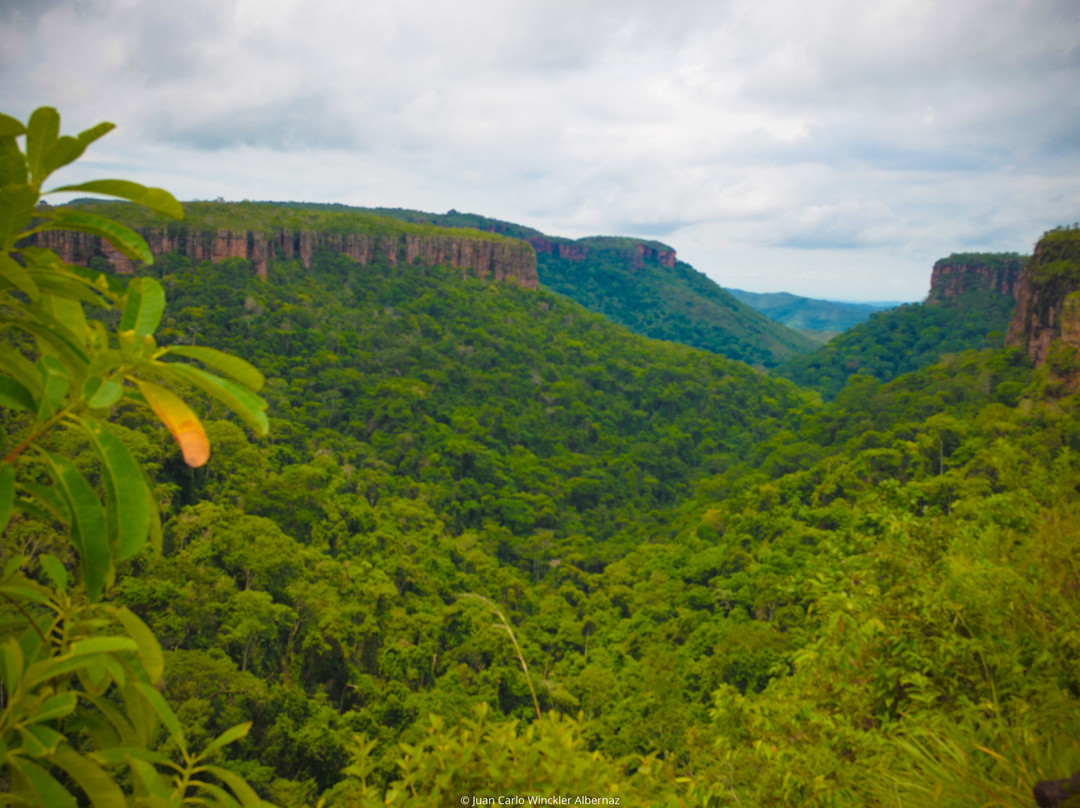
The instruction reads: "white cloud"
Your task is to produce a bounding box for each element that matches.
[2,0,1077,301]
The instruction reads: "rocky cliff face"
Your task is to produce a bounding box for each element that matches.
[1006,228,1080,366]
[32,226,538,289]
[925,253,1027,305]
[525,236,677,269]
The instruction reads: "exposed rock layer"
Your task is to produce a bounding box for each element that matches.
[525,237,677,269]
[926,253,1027,304]
[1006,228,1080,365]
[31,227,538,289]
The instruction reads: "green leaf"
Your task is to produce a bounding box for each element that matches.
[68,636,139,657]
[0,463,14,534]
[120,277,166,337]
[127,757,174,802]
[32,691,78,723]
[49,180,183,220]
[29,211,151,263]
[37,355,70,417]
[162,345,265,391]
[0,252,40,301]
[76,121,115,149]
[85,378,122,409]
[135,680,187,754]
[189,778,244,808]
[26,107,60,183]
[0,638,24,699]
[0,112,26,137]
[52,746,127,808]
[111,606,164,683]
[0,184,39,250]
[26,267,108,308]
[45,453,110,601]
[0,136,28,187]
[0,376,35,412]
[10,757,77,808]
[168,365,269,436]
[201,722,252,757]
[39,554,68,592]
[3,554,28,576]
[79,419,149,560]
[0,342,42,395]
[0,583,51,605]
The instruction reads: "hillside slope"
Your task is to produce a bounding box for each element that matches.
[314,205,817,367]
[774,252,1026,399]
[725,288,895,340]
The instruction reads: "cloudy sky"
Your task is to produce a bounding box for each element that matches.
[2,0,1078,301]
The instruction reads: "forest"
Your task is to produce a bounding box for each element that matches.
[2,109,1080,808]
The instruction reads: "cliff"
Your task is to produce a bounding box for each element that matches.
[925,252,1027,305]
[30,202,538,289]
[1006,227,1080,366]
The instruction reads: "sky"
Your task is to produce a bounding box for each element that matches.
[1,0,1078,302]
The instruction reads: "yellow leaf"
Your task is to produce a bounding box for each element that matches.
[135,380,210,467]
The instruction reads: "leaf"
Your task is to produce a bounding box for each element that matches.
[0,376,35,413]
[79,419,149,560]
[0,112,26,137]
[37,354,70,417]
[85,378,122,409]
[111,606,164,683]
[0,184,39,250]
[168,364,269,436]
[39,554,68,592]
[162,346,265,391]
[0,136,28,187]
[45,453,110,601]
[31,691,78,723]
[30,211,151,263]
[0,343,42,395]
[120,277,166,337]
[0,463,14,534]
[0,252,40,301]
[52,746,127,808]
[201,722,252,757]
[49,180,183,220]
[135,680,187,753]
[127,757,174,802]
[10,757,77,808]
[135,379,210,467]
[68,636,139,656]
[0,637,24,699]
[26,107,60,183]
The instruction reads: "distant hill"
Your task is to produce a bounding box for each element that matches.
[774,252,1027,399]
[725,289,896,342]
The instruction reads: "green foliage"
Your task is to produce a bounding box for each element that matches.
[535,239,815,367]
[0,107,270,807]
[775,289,1017,399]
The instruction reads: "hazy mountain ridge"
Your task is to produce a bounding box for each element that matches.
[725,288,896,338]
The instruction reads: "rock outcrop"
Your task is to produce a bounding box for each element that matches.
[525,236,677,269]
[31,226,538,289]
[1006,227,1080,366]
[925,253,1027,305]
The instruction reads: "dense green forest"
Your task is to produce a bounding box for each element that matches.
[4,109,1080,807]
[533,237,815,368]
[774,288,1018,400]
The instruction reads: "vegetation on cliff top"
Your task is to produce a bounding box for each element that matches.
[61,199,519,244]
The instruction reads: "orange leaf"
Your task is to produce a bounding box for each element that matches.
[135,380,210,467]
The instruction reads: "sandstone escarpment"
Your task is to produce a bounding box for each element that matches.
[31,217,538,289]
[926,253,1027,305]
[525,236,676,269]
[1006,227,1080,366]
